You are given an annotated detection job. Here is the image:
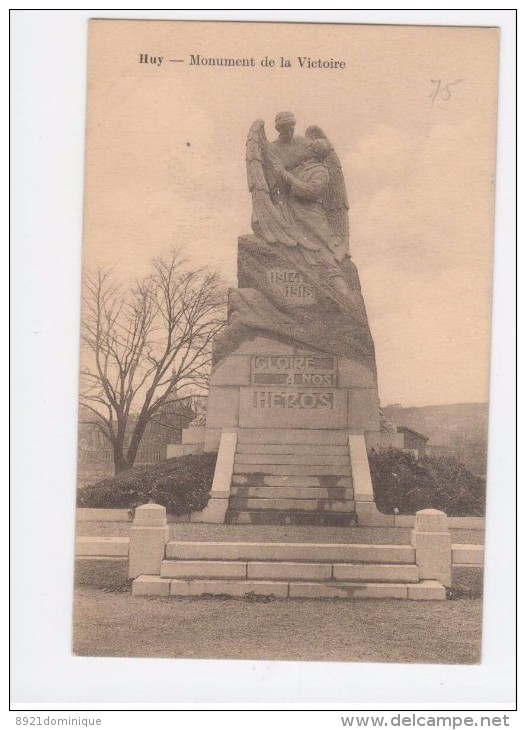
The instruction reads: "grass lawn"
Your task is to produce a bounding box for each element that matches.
[72,585,482,664]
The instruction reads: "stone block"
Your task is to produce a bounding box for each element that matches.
[182,427,206,444]
[133,503,167,527]
[333,563,419,583]
[229,497,327,511]
[288,582,408,599]
[238,429,348,445]
[169,579,289,597]
[166,444,204,458]
[160,560,247,579]
[165,540,415,564]
[205,386,239,429]
[338,359,376,388]
[234,453,349,466]
[210,430,237,496]
[234,464,351,476]
[128,525,170,578]
[238,387,348,430]
[204,427,222,452]
[231,486,355,501]
[132,575,171,596]
[210,355,251,386]
[128,506,170,579]
[355,502,395,526]
[263,476,322,487]
[232,474,248,485]
[452,544,484,566]
[415,509,449,533]
[335,477,353,487]
[412,530,451,587]
[348,434,375,502]
[348,389,381,431]
[227,510,356,527]
[237,443,349,455]
[407,580,446,601]
[230,497,354,512]
[247,561,332,581]
[329,501,356,513]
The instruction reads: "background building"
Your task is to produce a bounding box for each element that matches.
[77,397,196,487]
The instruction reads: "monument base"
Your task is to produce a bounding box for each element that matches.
[203,339,382,525]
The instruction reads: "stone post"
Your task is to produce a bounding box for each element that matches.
[128,503,170,579]
[412,509,452,587]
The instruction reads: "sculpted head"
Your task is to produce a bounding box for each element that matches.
[307,137,332,161]
[275,111,296,142]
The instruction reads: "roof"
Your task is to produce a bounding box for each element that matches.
[396,425,429,441]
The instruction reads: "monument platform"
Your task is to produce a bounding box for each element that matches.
[132,533,446,601]
[201,335,383,525]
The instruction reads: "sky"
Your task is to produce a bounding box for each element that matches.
[82,20,499,407]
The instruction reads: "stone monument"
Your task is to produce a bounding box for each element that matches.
[203,112,383,525]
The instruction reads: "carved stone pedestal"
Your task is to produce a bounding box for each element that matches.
[203,235,383,525]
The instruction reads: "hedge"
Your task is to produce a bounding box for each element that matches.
[369,448,485,516]
[77,452,217,515]
[77,446,485,518]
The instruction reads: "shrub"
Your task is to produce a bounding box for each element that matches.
[77,452,217,515]
[368,448,486,516]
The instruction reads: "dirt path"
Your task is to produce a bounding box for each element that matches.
[73,586,482,664]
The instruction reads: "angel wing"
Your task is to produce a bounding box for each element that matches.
[246,120,300,248]
[305,125,350,257]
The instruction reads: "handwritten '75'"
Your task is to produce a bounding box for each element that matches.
[429,79,464,106]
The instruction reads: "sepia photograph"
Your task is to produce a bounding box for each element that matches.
[69,18,502,666]
[8,5,519,715]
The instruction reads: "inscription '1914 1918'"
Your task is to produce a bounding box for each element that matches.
[267,269,316,305]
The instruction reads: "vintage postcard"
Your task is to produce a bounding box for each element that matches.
[73,19,499,664]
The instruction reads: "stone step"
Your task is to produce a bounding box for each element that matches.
[133,576,445,600]
[233,464,352,476]
[160,559,247,579]
[165,541,416,564]
[231,485,355,500]
[159,560,419,583]
[226,510,356,526]
[237,443,349,456]
[228,497,355,512]
[299,580,447,600]
[232,475,353,488]
[234,453,350,466]
[238,429,348,446]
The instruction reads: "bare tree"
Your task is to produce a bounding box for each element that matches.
[80,250,226,473]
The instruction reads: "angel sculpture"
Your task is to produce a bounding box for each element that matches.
[246,111,351,297]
